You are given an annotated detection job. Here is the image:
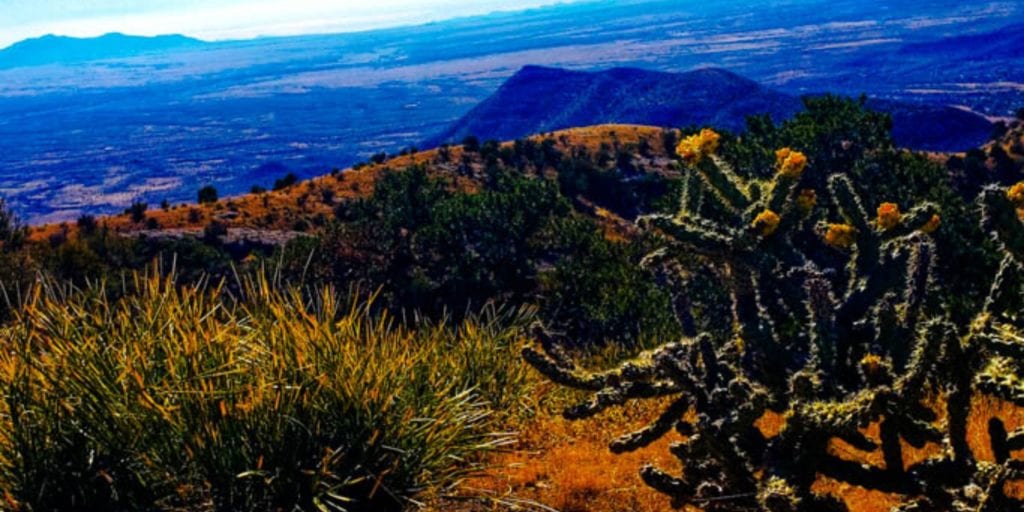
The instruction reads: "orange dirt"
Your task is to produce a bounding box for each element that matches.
[444,389,1024,512]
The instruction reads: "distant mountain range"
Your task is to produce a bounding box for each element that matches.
[428,66,994,152]
[0,33,205,69]
[2,0,1021,222]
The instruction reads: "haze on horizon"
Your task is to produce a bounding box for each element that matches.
[0,0,586,49]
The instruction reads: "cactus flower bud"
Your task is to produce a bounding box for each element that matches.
[876,203,901,231]
[824,223,857,249]
[752,209,781,236]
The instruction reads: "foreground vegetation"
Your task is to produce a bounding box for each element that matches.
[527,127,1024,510]
[0,272,533,511]
[0,97,1023,510]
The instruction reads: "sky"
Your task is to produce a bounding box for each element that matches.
[0,0,583,49]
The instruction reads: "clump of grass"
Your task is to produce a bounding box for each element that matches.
[0,271,533,511]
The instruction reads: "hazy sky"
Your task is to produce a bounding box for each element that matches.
[0,0,582,49]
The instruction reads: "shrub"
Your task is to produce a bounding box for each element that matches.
[203,220,228,241]
[127,202,148,223]
[198,185,219,204]
[273,173,299,191]
[0,197,25,252]
[461,136,480,153]
[0,272,532,511]
[76,215,98,235]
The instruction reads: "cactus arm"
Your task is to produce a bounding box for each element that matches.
[679,169,705,219]
[696,156,751,213]
[563,380,683,420]
[828,174,871,232]
[640,465,695,506]
[976,357,1024,407]
[980,185,1024,265]
[639,214,738,259]
[610,397,691,454]
[982,255,1023,317]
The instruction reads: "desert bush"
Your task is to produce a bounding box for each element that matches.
[198,185,219,204]
[526,130,1024,511]
[539,217,680,347]
[0,271,532,511]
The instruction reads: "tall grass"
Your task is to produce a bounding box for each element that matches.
[0,271,533,511]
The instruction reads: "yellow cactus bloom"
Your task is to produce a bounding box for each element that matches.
[1017,208,1024,223]
[796,189,817,212]
[876,202,901,231]
[752,209,781,236]
[921,214,941,234]
[824,223,857,249]
[1009,181,1024,207]
[776,148,808,179]
[860,354,883,374]
[676,128,721,164]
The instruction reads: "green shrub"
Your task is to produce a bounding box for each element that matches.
[198,185,219,204]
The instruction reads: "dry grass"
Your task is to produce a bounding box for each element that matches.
[448,387,692,512]
[0,272,536,511]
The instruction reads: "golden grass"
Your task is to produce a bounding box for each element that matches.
[453,391,692,512]
[0,271,536,511]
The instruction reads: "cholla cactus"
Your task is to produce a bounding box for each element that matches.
[525,136,1024,510]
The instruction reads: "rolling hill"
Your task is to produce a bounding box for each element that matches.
[0,33,205,69]
[427,66,995,153]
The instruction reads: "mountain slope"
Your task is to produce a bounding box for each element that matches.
[896,22,1024,61]
[426,66,802,147]
[0,33,205,69]
[427,66,994,152]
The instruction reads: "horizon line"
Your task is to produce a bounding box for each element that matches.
[0,0,597,52]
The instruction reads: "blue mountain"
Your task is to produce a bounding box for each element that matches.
[0,33,205,69]
[896,22,1024,61]
[427,66,803,147]
[428,66,994,152]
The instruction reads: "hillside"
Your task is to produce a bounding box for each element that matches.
[896,22,1024,61]
[25,124,665,243]
[426,66,802,147]
[0,33,205,69]
[427,66,994,153]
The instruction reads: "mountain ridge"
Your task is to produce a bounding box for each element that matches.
[0,33,206,69]
[425,65,803,147]
[427,66,995,152]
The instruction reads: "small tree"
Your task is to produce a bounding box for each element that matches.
[0,197,25,251]
[203,220,228,241]
[76,215,98,235]
[128,202,148,224]
[461,135,480,153]
[197,185,218,204]
[273,173,299,191]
